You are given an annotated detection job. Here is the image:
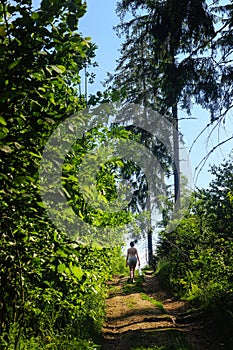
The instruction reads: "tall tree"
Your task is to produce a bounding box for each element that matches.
[111,0,223,210]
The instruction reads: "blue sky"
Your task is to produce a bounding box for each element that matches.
[79,0,121,94]
[79,0,233,189]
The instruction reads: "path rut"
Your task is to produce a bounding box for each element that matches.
[99,271,226,350]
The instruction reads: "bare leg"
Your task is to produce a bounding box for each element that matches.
[132,267,135,282]
[129,266,136,282]
[130,266,133,281]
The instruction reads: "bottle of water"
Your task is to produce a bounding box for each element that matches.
[138,267,142,276]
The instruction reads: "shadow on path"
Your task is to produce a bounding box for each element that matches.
[98,272,227,350]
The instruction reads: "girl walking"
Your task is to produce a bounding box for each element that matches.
[126,241,140,283]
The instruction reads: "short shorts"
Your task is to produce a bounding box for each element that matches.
[128,256,137,267]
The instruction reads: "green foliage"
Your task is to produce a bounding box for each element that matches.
[62,124,135,234]
[0,220,118,345]
[110,246,129,276]
[156,259,173,291]
[0,323,101,349]
[156,159,233,321]
[0,0,132,348]
[0,0,95,250]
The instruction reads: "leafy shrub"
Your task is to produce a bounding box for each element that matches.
[156,160,233,347]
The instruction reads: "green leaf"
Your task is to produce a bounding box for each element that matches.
[29,151,41,158]
[56,249,68,258]
[58,263,67,273]
[70,265,84,280]
[0,117,7,126]
[9,59,21,70]
[0,127,9,139]
[68,175,79,182]
[31,12,39,20]
[50,65,66,74]
[37,202,45,208]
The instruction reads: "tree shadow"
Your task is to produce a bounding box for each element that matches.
[98,274,227,350]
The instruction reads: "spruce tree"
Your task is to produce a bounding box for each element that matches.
[110,0,223,208]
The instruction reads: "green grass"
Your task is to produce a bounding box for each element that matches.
[122,275,144,294]
[125,297,138,308]
[140,293,165,313]
[108,284,122,296]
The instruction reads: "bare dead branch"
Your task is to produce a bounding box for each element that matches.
[194,135,233,186]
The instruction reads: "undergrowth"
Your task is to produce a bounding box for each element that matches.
[0,328,101,350]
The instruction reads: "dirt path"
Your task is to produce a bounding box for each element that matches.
[99,271,226,350]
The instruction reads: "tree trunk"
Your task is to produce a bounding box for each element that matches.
[147,228,153,266]
[172,104,180,210]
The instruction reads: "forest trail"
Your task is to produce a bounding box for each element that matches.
[99,271,226,350]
